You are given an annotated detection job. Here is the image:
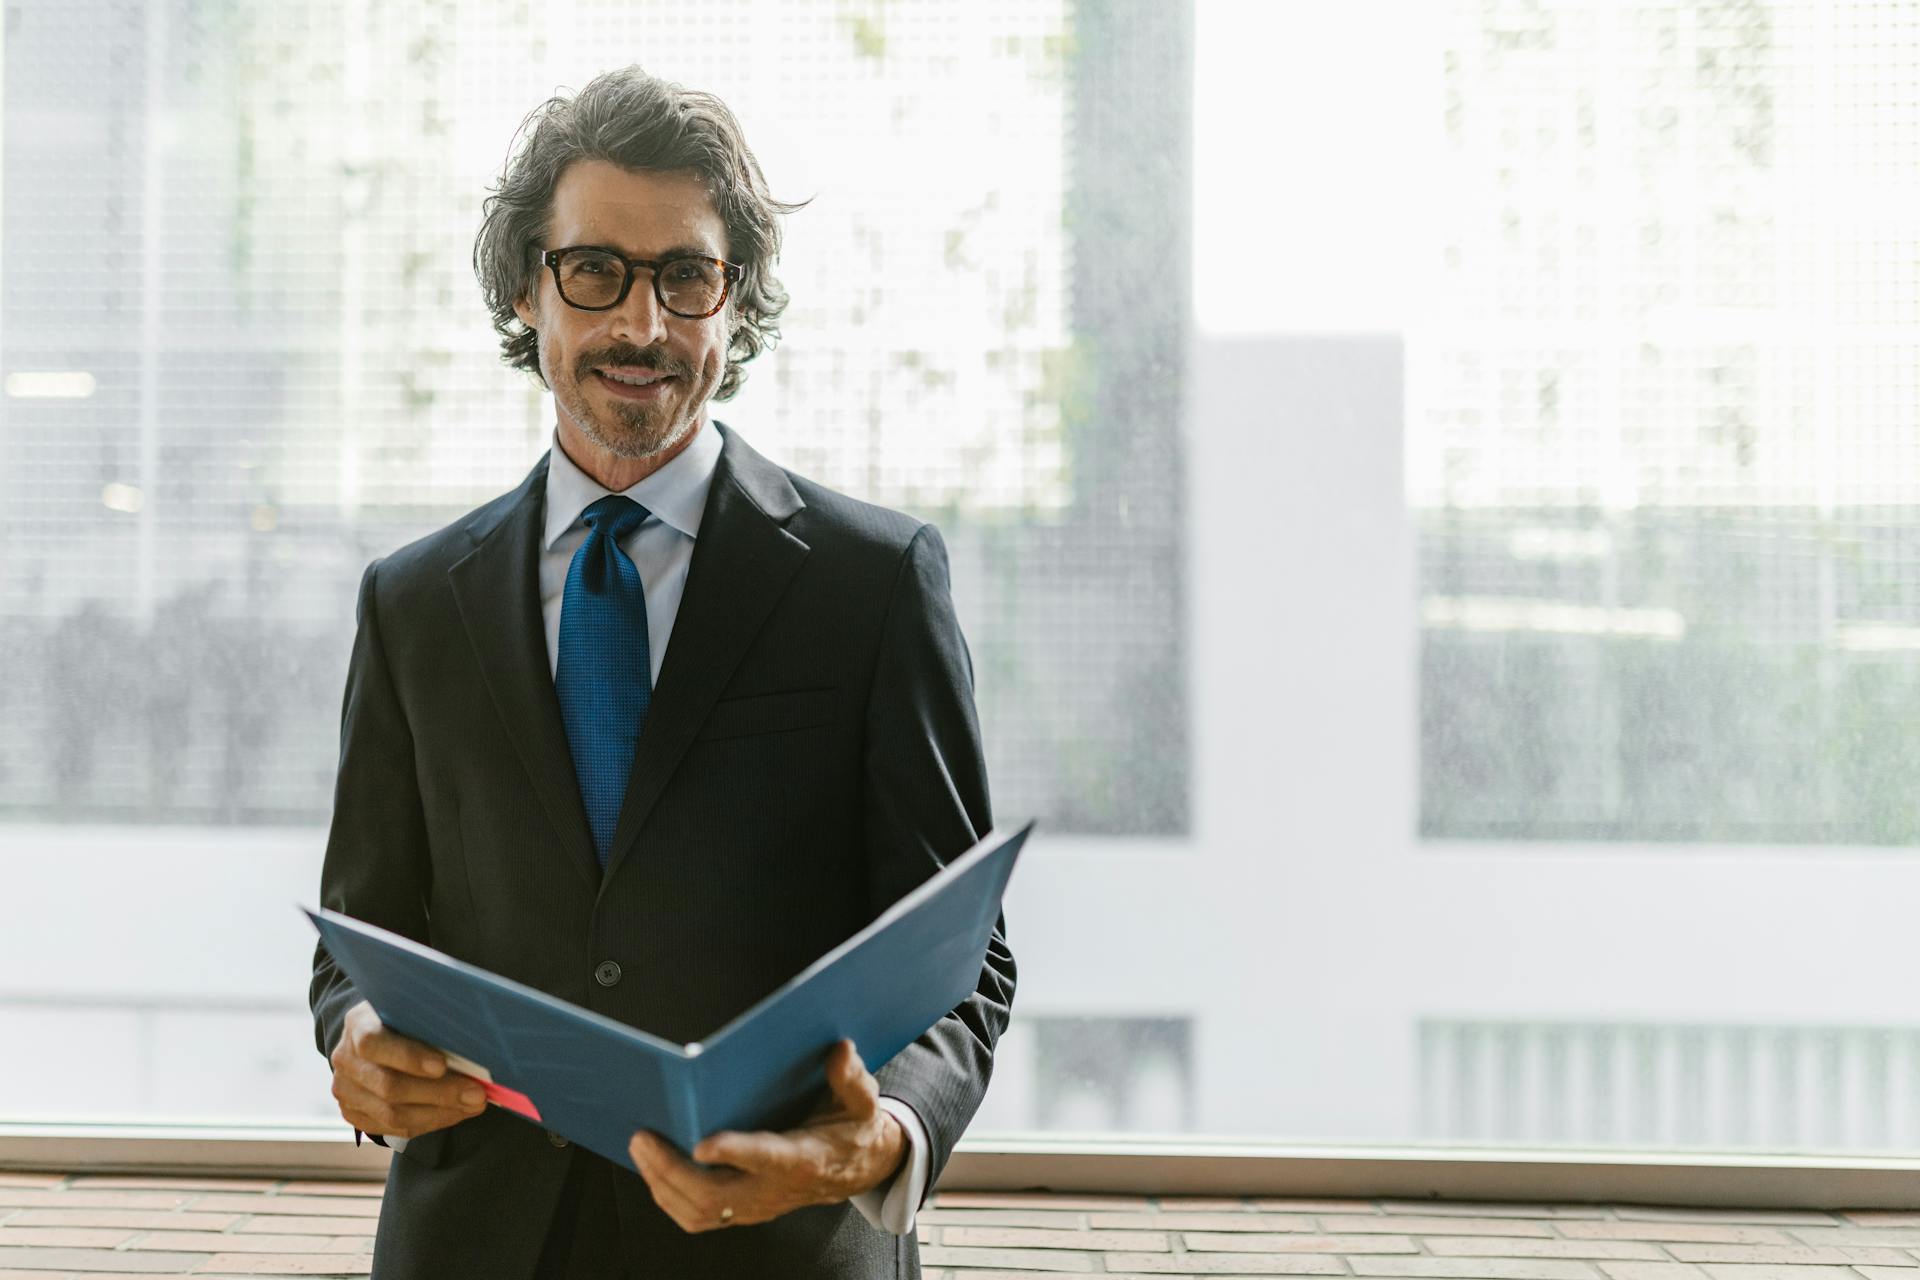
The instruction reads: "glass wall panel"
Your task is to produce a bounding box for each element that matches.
[5,0,1918,1158]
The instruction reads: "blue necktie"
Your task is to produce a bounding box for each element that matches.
[555,495,653,869]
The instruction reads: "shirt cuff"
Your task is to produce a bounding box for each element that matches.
[848,1096,930,1236]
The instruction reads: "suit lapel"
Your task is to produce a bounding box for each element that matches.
[600,424,809,884]
[447,455,602,891]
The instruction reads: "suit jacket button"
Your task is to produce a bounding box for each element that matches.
[594,960,622,987]
[547,1131,568,1149]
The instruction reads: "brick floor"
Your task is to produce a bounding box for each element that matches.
[5,1175,1920,1276]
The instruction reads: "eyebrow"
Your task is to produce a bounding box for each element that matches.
[568,241,727,263]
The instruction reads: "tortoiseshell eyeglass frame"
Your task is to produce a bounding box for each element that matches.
[539,245,743,319]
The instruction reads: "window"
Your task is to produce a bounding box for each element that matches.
[7,0,1919,1166]
[1,0,1185,1129]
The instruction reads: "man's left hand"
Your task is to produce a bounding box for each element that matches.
[629,1039,906,1233]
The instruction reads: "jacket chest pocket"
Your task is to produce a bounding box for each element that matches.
[695,687,837,741]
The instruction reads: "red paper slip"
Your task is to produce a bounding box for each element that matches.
[480,1079,542,1122]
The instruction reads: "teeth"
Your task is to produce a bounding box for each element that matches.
[600,370,667,387]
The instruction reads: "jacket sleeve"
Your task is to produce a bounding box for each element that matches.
[308,558,433,1067]
[862,523,1016,1204]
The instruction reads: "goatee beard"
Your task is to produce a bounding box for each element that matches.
[580,403,695,460]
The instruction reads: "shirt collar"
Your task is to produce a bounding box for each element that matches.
[542,419,724,551]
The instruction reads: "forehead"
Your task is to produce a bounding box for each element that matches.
[547,159,729,257]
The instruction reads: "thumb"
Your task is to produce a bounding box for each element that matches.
[828,1039,878,1118]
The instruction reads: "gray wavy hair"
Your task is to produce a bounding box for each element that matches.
[473,66,803,402]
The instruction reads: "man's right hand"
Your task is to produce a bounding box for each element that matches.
[329,1000,487,1140]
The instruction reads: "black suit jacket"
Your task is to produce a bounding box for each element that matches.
[308,424,1015,1279]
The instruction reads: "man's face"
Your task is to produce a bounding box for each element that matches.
[513,160,733,460]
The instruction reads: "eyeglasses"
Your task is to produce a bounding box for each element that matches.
[539,245,743,319]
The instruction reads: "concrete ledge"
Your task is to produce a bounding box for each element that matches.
[0,1123,392,1181]
[948,1137,1920,1208]
[9,1125,1920,1207]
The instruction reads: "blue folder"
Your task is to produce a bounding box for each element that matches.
[305,822,1029,1171]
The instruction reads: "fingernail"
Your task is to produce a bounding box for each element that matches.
[462,1089,484,1107]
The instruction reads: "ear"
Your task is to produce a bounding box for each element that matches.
[512,289,537,331]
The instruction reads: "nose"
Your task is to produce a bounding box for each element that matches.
[608,269,669,347]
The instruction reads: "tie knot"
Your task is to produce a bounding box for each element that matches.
[581,494,650,542]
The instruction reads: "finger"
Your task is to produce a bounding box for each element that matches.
[642,1160,716,1233]
[694,1128,802,1174]
[354,1059,484,1111]
[656,1136,752,1209]
[336,1080,479,1138]
[388,1103,482,1137]
[336,1068,480,1124]
[384,1067,484,1111]
[632,1130,715,1195]
[835,1039,871,1086]
[826,1040,878,1119]
[358,1029,448,1079]
[632,1134,733,1232]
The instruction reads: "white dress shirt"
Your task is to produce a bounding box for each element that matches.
[536,421,931,1234]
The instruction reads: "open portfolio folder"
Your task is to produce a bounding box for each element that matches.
[304,823,1030,1173]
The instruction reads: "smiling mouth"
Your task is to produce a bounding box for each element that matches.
[592,368,678,398]
[596,368,674,386]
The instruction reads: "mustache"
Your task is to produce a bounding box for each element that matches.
[578,345,688,377]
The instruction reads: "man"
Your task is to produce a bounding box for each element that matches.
[308,65,1015,1280]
